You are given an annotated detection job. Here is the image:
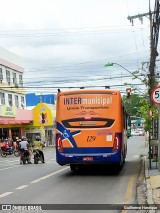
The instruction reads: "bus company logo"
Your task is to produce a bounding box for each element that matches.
[76,111,100,116]
[64,97,112,105]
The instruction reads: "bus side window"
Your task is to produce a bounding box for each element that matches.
[125,114,128,130]
[128,116,131,128]
[123,107,127,130]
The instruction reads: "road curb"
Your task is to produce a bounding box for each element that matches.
[144,156,156,213]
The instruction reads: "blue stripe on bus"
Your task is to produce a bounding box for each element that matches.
[57,122,81,148]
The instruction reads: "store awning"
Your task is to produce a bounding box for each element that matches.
[0,120,31,125]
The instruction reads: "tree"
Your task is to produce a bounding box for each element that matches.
[122,94,144,116]
[123,93,158,132]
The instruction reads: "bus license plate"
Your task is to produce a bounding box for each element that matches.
[83,157,93,161]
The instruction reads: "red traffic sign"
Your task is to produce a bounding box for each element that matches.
[151,86,160,104]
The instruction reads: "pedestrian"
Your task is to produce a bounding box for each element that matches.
[12,137,17,149]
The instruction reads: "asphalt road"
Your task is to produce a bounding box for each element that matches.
[0,136,148,213]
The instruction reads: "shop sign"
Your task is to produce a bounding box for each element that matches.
[0,106,16,117]
[33,103,54,126]
[24,126,40,131]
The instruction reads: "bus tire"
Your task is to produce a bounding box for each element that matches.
[117,157,124,171]
[123,157,125,164]
[117,163,123,171]
[123,152,126,164]
[70,164,77,171]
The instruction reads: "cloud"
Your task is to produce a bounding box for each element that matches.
[0,0,153,94]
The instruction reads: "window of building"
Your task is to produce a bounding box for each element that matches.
[21,96,25,107]
[0,93,5,105]
[15,95,19,107]
[0,68,3,83]
[13,72,17,85]
[8,94,13,106]
[6,70,11,85]
[19,74,23,87]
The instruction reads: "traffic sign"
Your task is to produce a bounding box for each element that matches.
[151,86,160,104]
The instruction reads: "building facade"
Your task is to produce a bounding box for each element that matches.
[24,102,56,146]
[0,47,29,140]
[0,47,56,146]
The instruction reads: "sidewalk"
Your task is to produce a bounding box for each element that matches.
[145,156,160,208]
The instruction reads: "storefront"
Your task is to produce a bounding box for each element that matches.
[0,106,33,141]
[0,103,56,146]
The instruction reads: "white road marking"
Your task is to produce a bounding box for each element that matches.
[0,163,69,198]
[30,167,69,183]
[0,192,13,198]
[0,159,19,163]
[16,185,29,190]
[0,165,21,171]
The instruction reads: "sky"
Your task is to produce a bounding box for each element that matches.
[0,0,158,95]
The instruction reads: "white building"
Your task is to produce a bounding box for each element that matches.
[0,47,30,140]
[0,47,26,108]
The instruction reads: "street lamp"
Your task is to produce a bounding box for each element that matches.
[104,62,143,82]
[104,62,134,93]
[104,62,133,75]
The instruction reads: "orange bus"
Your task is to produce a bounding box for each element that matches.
[55,88,130,171]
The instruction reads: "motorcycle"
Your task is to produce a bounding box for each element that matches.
[1,146,13,157]
[13,148,20,157]
[33,149,43,164]
[0,146,20,157]
[21,150,30,164]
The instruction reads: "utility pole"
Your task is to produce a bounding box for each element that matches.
[148,0,160,95]
[127,0,159,95]
[149,0,160,172]
[127,2,153,54]
[128,0,160,170]
[127,1,154,95]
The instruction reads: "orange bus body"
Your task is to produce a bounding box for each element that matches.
[55,89,128,170]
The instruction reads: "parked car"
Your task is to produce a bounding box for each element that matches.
[131,130,145,136]
[132,131,141,136]
[138,130,145,136]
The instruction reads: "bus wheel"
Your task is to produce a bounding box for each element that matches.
[117,158,124,171]
[123,152,126,164]
[117,163,123,171]
[123,157,125,164]
[70,164,77,171]
[124,145,127,164]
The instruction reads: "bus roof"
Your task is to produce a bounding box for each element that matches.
[57,88,121,95]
